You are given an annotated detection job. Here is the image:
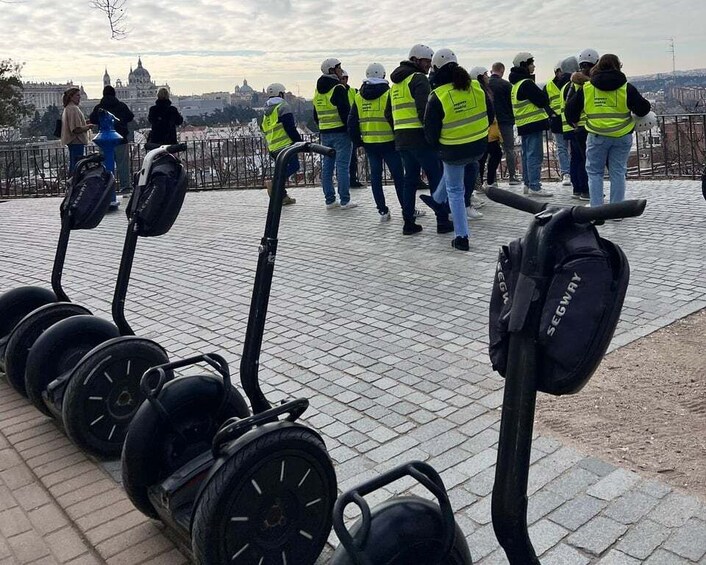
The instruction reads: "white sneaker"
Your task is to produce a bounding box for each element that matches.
[326,201,340,210]
[528,189,554,198]
[571,193,581,200]
[413,208,426,218]
[471,194,485,209]
[523,185,530,195]
[466,206,484,220]
[340,201,358,210]
[379,211,391,222]
[486,181,498,189]
[562,174,572,186]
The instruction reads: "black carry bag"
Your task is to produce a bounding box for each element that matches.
[489,223,630,395]
[53,119,62,139]
[60,156,114,230]
[126,153,187,237]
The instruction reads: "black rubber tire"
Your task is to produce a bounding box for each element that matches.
[3,302,91,396]
[62,337,170,459]
[24,315,120,416]
[0,287,57,372]
[121,375,250,519]
[192,427,337,565]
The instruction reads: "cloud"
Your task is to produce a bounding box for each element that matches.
[2,0,705,97]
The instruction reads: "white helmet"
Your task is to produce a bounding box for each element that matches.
[432,48,457,70]
[409,44,434,61]
[320,57,341,75]
[633,111,658,132]
[341,69,349,78]
[578,48,599,66]
[469,66,488,79]
[365,62,386,79]
[513,52,534,67]
[266,83,286,97]
[554,60,564,72]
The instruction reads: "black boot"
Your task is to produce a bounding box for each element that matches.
[403,220,423,235]
[436,218,454,234]
[451,236,469,251]
[420,193,443,214]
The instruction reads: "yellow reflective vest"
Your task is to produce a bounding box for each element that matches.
[390,73,424,130]
[434,81,489,145]
[511,79,548,128]
[355,90,394,144]
[260,103,291,153]
[546,79,563,115]
[583,83,634,138]
[560,83,574,133]
[313,85,345,130]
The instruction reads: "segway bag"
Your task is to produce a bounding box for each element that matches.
[489,225,630,395]
[60,155,114,230]
[127,153,187,237]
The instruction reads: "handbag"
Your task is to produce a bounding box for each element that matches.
[53,119,62,139]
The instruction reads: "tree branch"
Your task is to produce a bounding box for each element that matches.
[89,0,129,40]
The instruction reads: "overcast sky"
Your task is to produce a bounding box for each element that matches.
[1,0,704,100]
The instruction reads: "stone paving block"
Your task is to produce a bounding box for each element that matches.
[596,549,642,564]
[0,506,32,538]
[540,542,590,565]
[45,526,91,563]
[616,518,671,560]
[662,517,706,561]
[643,549,693,564]
[648,491,702,528]
[567,516,628,556]
[27,503,70,535]
[585,468,641,501]
[549,494,606,531]
[603,489,660,524]
[527,518,569,556]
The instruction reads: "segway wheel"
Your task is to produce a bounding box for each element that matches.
[0,286,57,371]
[24,315,120,416]
[62,337,170,458]
[192,427,337,565]
[121,375,250,519]
[3,302,91,396]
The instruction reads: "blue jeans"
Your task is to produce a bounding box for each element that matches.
[552,132,570,176]
[68,143,85,174]
[463,161,480,208]
[320,131,352,205]
[586,132,633,207]
[399,147,442,222]
[365,145,404,214]
[520,131,543,191]
[433,162,469,238]
[566,129,588,195]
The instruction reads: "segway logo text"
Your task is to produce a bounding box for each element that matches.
[546,273,582,336]
[496,261,509,304]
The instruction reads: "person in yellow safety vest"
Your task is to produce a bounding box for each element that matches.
[509,52,555,197]
[260,82,302,206]
[313,57,358,210]
[566,53,651,209]
[420,48,494,252]
[544,60,572,185]
[340,70,363,189]
[384,44,453,236]
[347,62,405,222]
[565,48,599,201]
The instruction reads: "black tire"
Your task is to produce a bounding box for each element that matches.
[24,315,120,416]
[192,426,337,565]
[62,337,170,459]
[3,302,91,396]
[0,287,57,372]
[121,375,250,519]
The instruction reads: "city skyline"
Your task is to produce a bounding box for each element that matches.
[2,0,705,99]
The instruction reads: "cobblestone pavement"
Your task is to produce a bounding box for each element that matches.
[1,178,705,564]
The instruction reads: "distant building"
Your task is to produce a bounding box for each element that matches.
[22,81,88,117]
[232,79,258,106]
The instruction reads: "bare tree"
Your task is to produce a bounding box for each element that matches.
[89,0,129,39]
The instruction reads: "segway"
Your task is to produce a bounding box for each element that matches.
[329,188,646,564]
[22,143,188,457]
[1,153,114,395]
[122,142,338,565]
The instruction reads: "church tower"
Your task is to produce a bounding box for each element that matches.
[103,68,111,87]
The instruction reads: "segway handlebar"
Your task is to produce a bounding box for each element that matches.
[139,352,230,399]
[486,186,647,222]
[332,461,455,565]
[143,142,188,154]
[304,142,336,158]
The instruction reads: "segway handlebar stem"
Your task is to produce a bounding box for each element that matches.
[486,186,647,222]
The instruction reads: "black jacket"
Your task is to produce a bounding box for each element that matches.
[147,99,184,145]
[384,60,432,150]
[423,64,494,164]
[508,67,551,136]
[488,74,514,125]
[545,73,571,134]
[347,81,396,153]
[313,75,349,135]
[565,70,651,130]
[89,95,134,143]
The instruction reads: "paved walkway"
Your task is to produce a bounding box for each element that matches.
[1,179,705,564]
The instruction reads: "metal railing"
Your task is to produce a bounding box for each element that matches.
[1,114,704,199]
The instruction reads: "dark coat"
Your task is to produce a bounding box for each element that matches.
[508,66,552,136]
[312,75,349,134]
[565,69,651,129]
[488,74,514,125]
[384,60,432,150]
[147,99,184,145]
[347,81,396,153]
[423,64,494,164]
[89,95,134,144]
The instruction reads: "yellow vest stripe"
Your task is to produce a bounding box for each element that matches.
[355,90,394,144]
[546,79,562,114]
[435,81,489,146]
